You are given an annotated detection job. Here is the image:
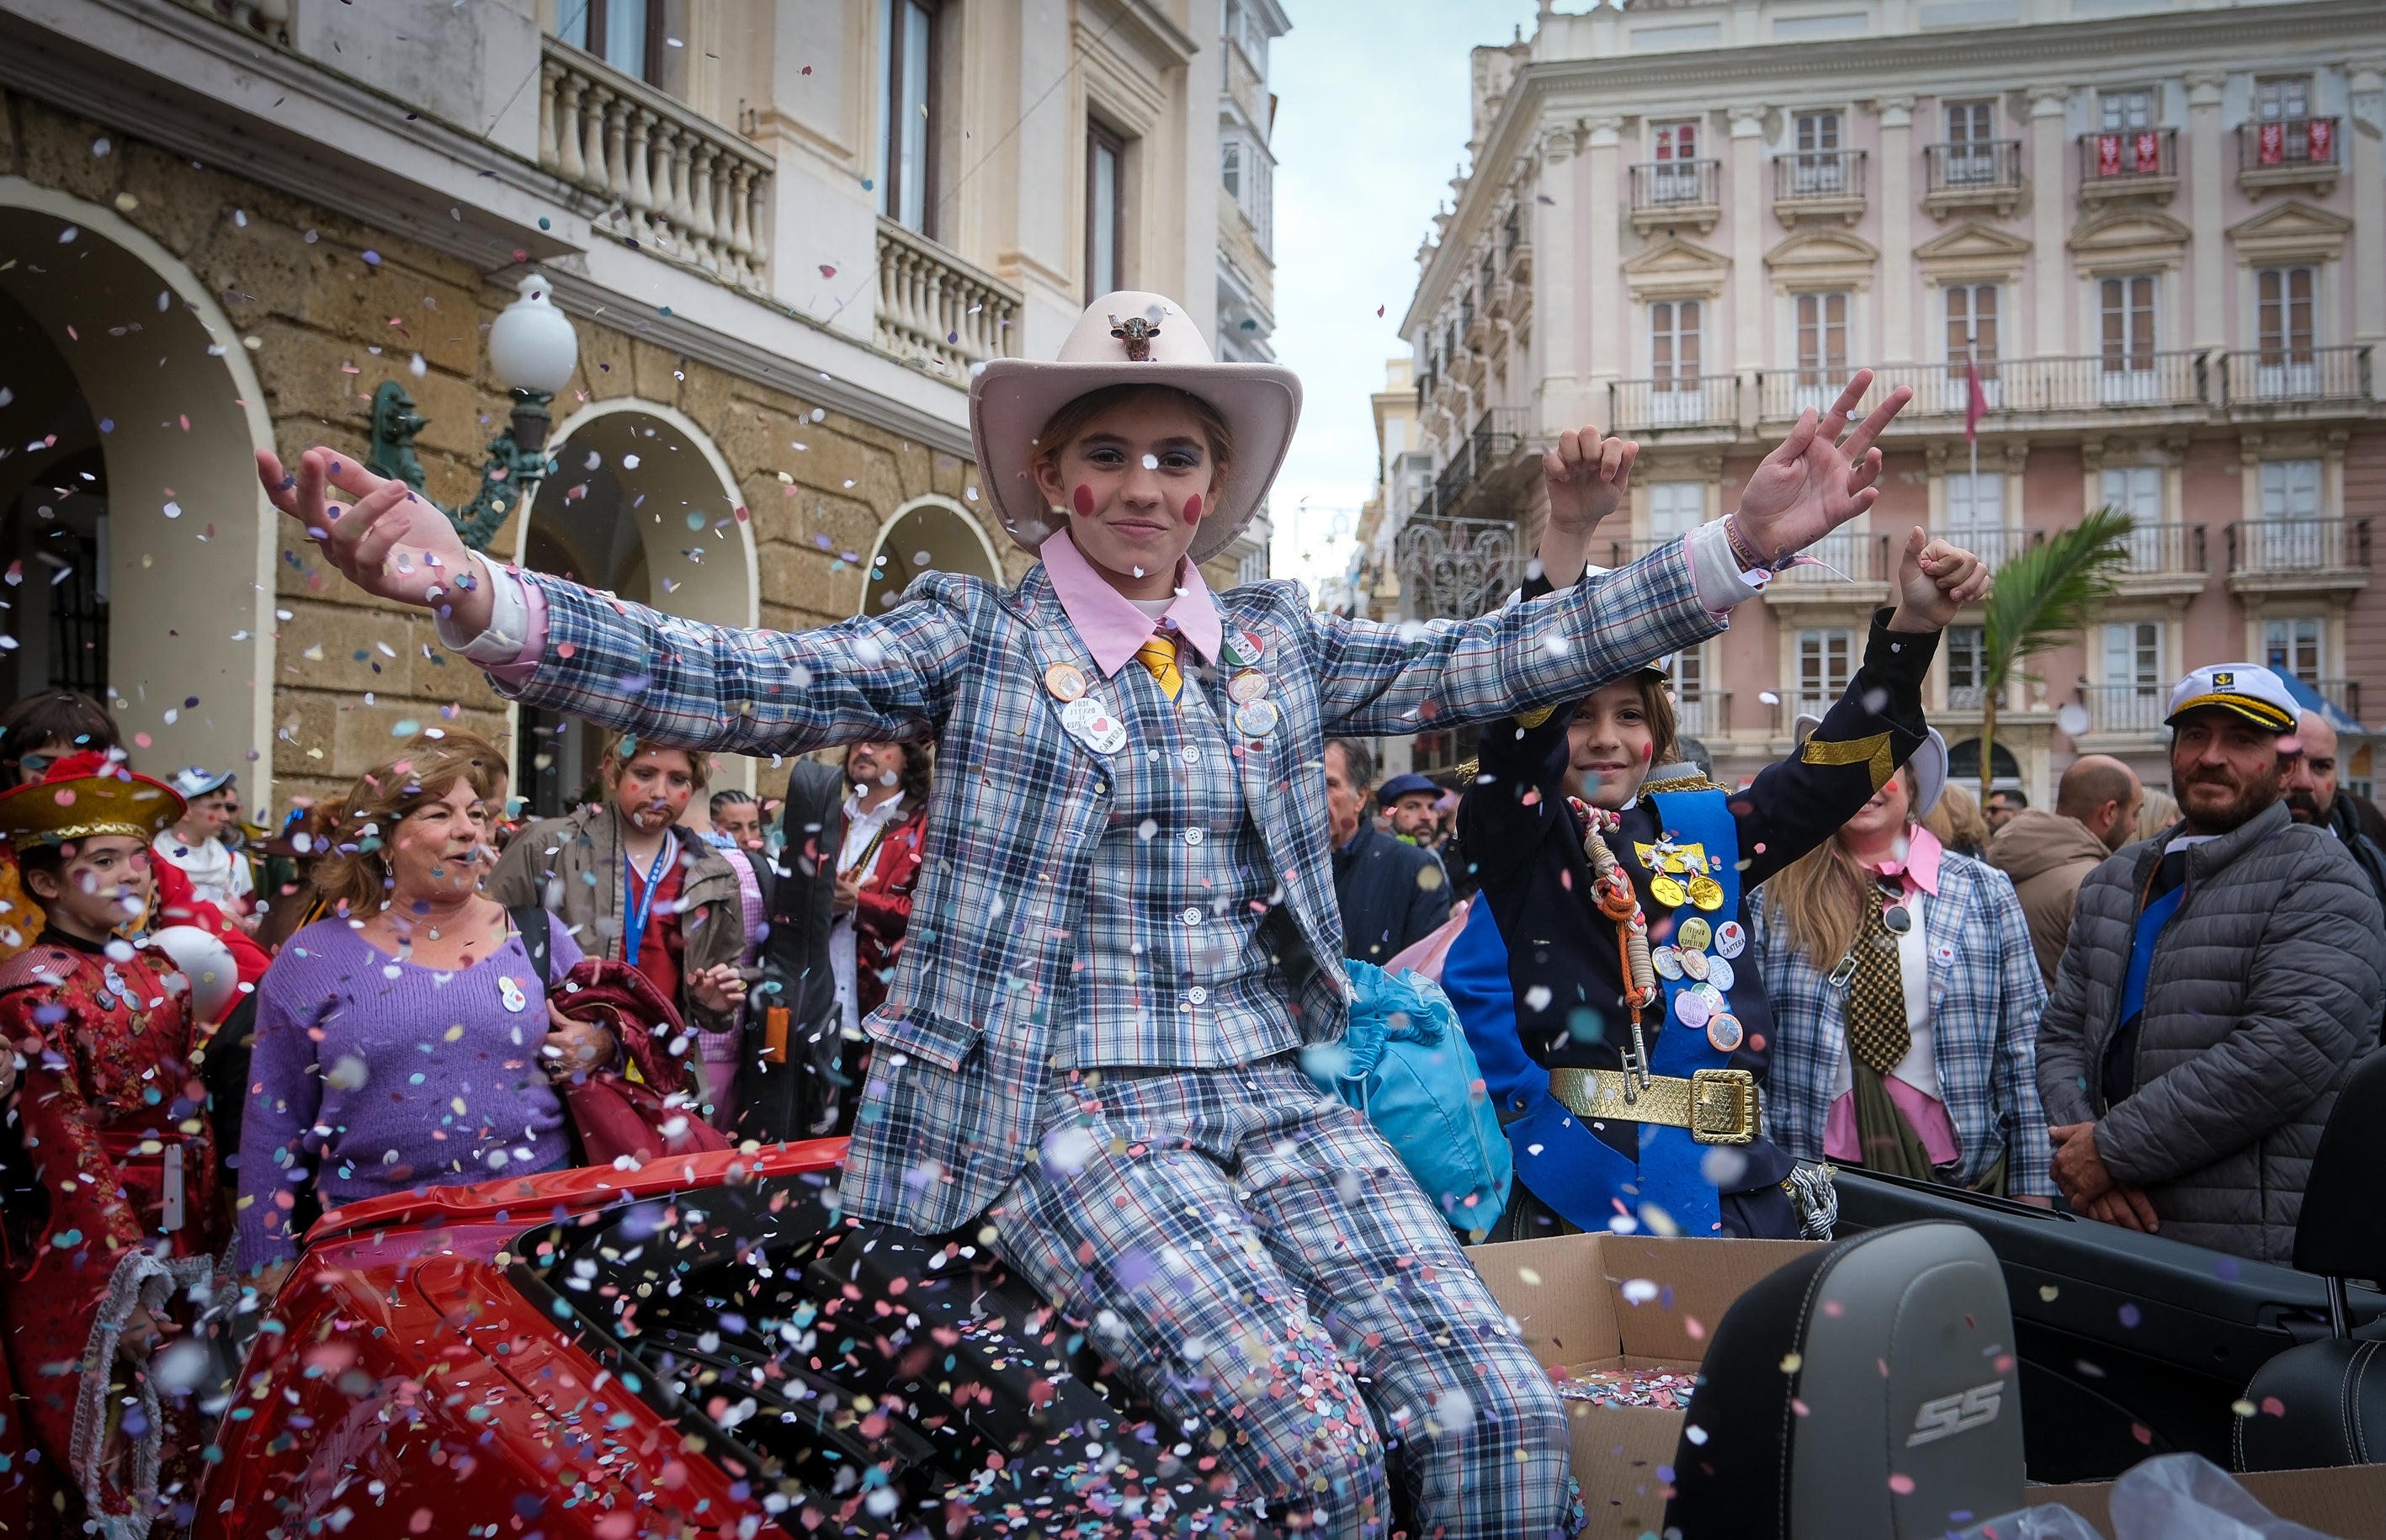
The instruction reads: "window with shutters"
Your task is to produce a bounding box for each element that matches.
[1650,300,1703,422]
[1649,482,1706,541]
[2256,76,2312,124]
[1945,283,2001,409]
[2264,616,2323,684]
[1798,628,1854,716]
[874,0,942,235]
[558,0,664,86]
[2255,266,2317,397]
[2099,275,2157,401]
[1087,119,1125,300]
[1790,111,1846,194]
[1946,624,1986,709]
[1794,293,1848,411]
[1943,100,1997,185]
[2101,621,2166,730]
[2101,465,2165,570]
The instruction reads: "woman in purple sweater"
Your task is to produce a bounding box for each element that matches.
[238,740,612,1287]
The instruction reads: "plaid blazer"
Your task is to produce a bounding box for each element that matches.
[1750,849,2055,1196]
[497,543,1722,1230]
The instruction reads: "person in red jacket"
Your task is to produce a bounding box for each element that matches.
[825,741,929,1132]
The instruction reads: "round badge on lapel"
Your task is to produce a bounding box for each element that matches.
[1234,699,1278,738]
[1705,954,1737,994]
[497,976,528,1013]
[1236,628,1266,665]
[1687,874,1726,911]
[1674,989,1712,1029]
[1679,948,1710,982]
[1044,661,1088,703]
[1679,917,1714,953]
[1651,945,1684,981]
[1714,921,1747,959]
[1226,669,1271,705]
[1650,874,1688,908]
[1707,1012,1745,1054]
[1060,696,1129,755]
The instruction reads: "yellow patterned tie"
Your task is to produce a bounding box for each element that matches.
[1135,630,1182,701]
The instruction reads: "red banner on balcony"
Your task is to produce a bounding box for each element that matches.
[2259,120,2285,165]
[2097,133,2122,177]
[2134,130,2158,171]
[2309,118,2332,162]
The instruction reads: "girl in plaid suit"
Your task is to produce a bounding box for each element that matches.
[261,290,1915,1537]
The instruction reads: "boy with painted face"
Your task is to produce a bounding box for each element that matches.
[1444,528,1983,1241]
[0,753,222,1533]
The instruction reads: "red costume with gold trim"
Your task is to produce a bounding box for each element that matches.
[0,756,221,1534]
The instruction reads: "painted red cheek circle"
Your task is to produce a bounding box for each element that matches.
[1183,493,1203,525]
[1072,484,1095,517]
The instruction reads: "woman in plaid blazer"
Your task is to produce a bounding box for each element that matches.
[261,289,1914,1537]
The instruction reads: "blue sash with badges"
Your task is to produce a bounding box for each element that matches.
[1638,788,1744,1236]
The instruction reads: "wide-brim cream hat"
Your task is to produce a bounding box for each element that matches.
[970,291,1301,566]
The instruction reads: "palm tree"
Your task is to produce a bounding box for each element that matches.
[1977,507,2135,805]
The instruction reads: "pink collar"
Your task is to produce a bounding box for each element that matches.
[1865,821,1945,896]
[1038,527,1225,678]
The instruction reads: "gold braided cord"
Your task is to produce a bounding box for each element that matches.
[1639,773,1723,796]
[24,820,166,842]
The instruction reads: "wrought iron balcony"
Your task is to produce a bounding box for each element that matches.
[1764,531,1891,601]
[1772,150,1867,225]
[1394,516,1517,622]
[874,220,1023,378]
[2112,523,2208,587]
[1608,376,1738,433]
[1789,352,2210,424]
[1674,691,1731,741]
[2237,117,2340,194]
[1629,160,1722,234]
[1931,526,2033,571]
[2078,127,2178,200]
[1923,141,2022,218]
[539,40,773,290]
[2220,346,2372,412]
[1428,409,1535,522]
[2075,684,2171,736]
[2228,518,2371,581]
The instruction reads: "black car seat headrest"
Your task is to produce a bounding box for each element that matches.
[2292,1048,2386,1282]
[1665,1220,2025,1540]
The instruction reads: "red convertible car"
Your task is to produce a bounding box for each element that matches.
[197,1138,1223,1540]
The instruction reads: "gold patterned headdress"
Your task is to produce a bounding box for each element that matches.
[0,752,186,846]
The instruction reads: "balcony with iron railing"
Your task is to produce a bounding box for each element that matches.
[1629,160,1723,235]
[2220,346,2372,413]
[2226,518,2372,595]
[1772,149,1867,225]
[1608,376,1739,435]
[874,220,1023,379]
[1763,530,1893,605]
[539,39,774,291]
[2237,117,2340,195]
[1922,141,2023,220]
[1602,535,1693,570]
[1427,409,1536,523]
[1775,693,1848,735]
[2079,127,2178,202]
[1932,526,2033,571]
[1791,351,2210,426]
[2075,683,2172,739]
[1674,692,1732,741]
[2111,522,2208,597]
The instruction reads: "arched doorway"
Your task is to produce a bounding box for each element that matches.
[0,182,275,799]
[862,496,1002,615]
[512,400,757,816]
[1947,738,2023,787]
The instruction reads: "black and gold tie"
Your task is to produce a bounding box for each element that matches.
[1845,889,1912,1075]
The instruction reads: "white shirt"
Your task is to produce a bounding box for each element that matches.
[829,789,911,1038]
[153,831,252,907]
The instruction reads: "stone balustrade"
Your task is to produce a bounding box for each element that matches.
[537,40,772,291]
[874,218,1022,380]
[177,0,289,40]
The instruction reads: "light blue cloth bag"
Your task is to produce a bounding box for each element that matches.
[1305,960,1512,1240]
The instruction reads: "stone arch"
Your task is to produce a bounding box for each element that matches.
[0,178,277,801]
[513,397,761,812]
[860,495,1003,615]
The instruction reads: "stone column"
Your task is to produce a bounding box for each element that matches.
[1538,121,1580,433]
[2187,72,2228,350]
[1586,114,1626,388]
[1879,96,1917,365]
[2351,64,2386,343]
[1730,104,1768,375]
[2028,85,2071,358]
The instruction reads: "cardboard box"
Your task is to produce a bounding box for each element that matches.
[2027,1463,2386,1538]
[1468,1231,1820,1536]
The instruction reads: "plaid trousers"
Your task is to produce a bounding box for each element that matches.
[983,1059,1579,1539]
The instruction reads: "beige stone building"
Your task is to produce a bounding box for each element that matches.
[1391,0,2384,804]
[0,0,1282,818]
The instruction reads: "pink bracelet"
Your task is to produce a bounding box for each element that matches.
[1723,512,1771,572]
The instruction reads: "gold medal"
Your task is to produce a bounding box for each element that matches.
[1679,917,1714,953]
[1650,874,1688,908]
[1687,874,1725,911]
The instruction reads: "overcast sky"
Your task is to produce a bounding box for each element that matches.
[1263,0,1540,590]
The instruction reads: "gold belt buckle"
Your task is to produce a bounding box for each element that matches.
[1688,1068,1758,1144]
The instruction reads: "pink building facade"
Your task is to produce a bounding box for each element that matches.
[1382,0,2385,804]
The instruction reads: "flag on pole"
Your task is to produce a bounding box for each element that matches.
[1964,356,1989,445]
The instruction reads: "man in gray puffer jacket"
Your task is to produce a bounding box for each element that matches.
[2038,663,2384,1264]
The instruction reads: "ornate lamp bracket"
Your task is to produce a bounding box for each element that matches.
[364,380,557,553]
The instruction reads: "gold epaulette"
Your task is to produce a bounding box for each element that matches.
[1639,773,1723,795]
